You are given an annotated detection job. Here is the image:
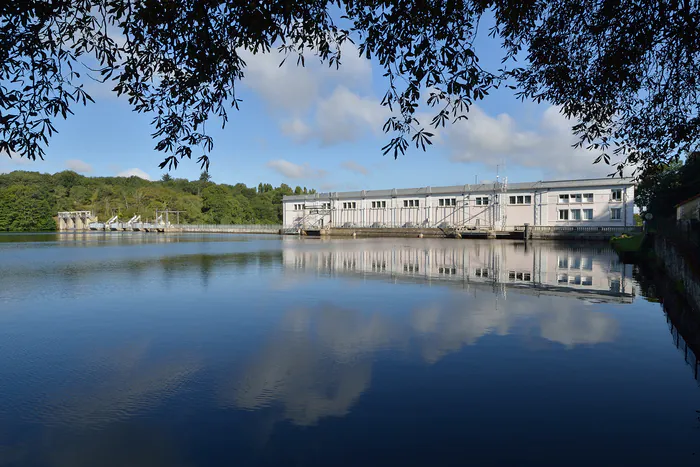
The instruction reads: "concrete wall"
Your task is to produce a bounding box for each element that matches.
[654,235,700,312]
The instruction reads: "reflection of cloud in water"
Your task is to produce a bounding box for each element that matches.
[228,292,618,424]
[412,295,618,362]
[230,305,378,426]
[35,339,199,429]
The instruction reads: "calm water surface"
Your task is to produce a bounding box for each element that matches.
[1,232,699,466]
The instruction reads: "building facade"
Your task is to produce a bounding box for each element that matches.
[282,178,635,230]
[676,194,700,222]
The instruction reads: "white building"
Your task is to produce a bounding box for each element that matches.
[282,178,635,230]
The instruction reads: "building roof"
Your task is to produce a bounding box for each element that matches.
[283,177,635,202]
[675,193,700,208]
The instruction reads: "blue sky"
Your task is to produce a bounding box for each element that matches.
[0,20,624,191]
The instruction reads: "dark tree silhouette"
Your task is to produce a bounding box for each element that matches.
[2,1,699,173]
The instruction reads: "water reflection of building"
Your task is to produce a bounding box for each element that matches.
[283,240,635,302]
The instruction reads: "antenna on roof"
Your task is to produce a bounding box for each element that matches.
[475,175,478,184]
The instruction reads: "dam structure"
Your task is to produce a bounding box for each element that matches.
[282,177,638,239]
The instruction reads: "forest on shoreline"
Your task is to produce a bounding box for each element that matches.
[0,170,314,231]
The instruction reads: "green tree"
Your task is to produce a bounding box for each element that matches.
[199,171,212,183]
[161,173,173,182]
[635,153,700,222]
[0,184,56,231]
[0,170,313,228]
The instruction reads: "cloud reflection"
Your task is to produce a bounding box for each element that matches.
[227,289,618,425]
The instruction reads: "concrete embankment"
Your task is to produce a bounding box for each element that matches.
[303,227,522,239]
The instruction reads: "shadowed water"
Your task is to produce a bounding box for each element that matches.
[0,232,698,466]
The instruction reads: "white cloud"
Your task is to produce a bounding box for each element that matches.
[445,104,626,178]
[266,159,327,180]
[240,49,320,111]
[240,43,382,147]
[65,159,93,173]
[281,117,312,140]
[117,168,152,180]
[240,42,372,114]
[341,160,369,175]
[0,153,38,173]
[283,86,390,145]
[313,86,390,145]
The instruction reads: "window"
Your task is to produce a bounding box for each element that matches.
[582,276,593,286]
[352,202,357,209]
[382,201,386,208]
[571,257,581,269]
[570,209,581,221]
[559,194,569,204]
[476,197,482,206]
[582,257,593,270]
[583,193,594,203]
[451,198,457,206]
[570,275,582,285]
[583,209,593,220]
[475,196,489,206]
[558,256,569,268]
[439,199,445,207]
[509,271,516,280]
[371,201,376,208]
[611,189,622,201]
[523,273,531,281]
[404,200,408,207]
[611,207,622,220]
[343,203,347,209]
[510,195,531,205]
[610,279,621,293]
[416,200,420,207]
[558,274,568,284]
[559,209,569,220]
[409,200,414,207]
[572,194,582,203]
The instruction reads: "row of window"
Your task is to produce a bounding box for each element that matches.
[439,198,457,206]
[293,203,330,210]
[558,208,622,221]
[557,256,594,270]
[508,271,532,281]
[557,274,594,286]
[297,189,624,210]
[558,193,594,204]
[509,195,532,205]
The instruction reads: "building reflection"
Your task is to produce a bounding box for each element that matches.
[282,239,635,303]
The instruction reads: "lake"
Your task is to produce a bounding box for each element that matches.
[0,233,699,466]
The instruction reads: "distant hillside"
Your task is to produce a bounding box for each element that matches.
[0,170,315,231]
